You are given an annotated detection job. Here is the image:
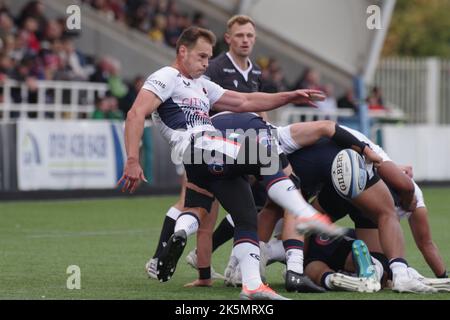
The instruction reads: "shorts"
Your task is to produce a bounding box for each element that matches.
[317,180,379,229]
[304,229,357,271]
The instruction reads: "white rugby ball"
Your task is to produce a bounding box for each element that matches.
[331,149,367,199]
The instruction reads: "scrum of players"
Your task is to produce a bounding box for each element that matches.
[147,116,449,298]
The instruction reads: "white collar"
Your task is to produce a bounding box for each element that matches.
[226,52,252,81]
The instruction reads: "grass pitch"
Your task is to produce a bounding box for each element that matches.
[0,188,449,300]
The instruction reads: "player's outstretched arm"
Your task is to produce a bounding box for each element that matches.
[408,207,448,278]
[118,89,162,193]
[212,89,325,113]
[288,121,382,165]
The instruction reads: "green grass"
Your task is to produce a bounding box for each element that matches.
[0,188,449,300]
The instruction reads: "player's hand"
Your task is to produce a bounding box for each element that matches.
[117,157,148,193]
[398,164,414,178]
[291,89,326,107]
[363,147,383,168]
[184,279,213,287]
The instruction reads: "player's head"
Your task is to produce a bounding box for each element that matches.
[225,15,256,59]
[176,26,216,79]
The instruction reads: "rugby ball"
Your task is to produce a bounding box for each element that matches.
[331,149,367,199]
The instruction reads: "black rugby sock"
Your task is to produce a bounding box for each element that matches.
[212,216,234,252]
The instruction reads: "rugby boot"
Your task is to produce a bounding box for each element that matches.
[156,230,187,282]
[285,270,326,293]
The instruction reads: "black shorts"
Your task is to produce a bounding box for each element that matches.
[317,182,378,229]
[304,230,356,271]
[183,131,281,212]
[288,138,379,229]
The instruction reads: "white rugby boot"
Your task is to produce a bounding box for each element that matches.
[185,249,225,279]
[392,271,437,293]
[329,272,381,293]
[145,257,158,280]
[224,255,242,287]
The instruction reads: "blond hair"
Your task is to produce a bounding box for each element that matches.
[227,15,256,31]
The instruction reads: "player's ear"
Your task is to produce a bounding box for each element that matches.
[224,32,231,45]
[179,45,187,57]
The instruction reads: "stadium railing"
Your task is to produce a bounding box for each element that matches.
[277,105,355,125]
[0,79,108,122]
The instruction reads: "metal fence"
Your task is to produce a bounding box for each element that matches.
[374,57,450,125]
[0,80,108,122]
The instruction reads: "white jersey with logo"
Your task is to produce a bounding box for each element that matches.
[142,66,225,163]
[397,180,426,219]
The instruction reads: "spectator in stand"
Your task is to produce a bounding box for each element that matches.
[107,57,128,98]
[10,30,31,62]
[292,67,323,107]
[293,67,322,91]
[91,0,116,22]
[267,57,289,92]
[148,14,167,44]
[60,36,89,81]
[164,13,181,48]
[92,92,123,120]
[90,56,111,83]
[119,75,144,116]
[16,1,47,40]
[21,17,40,54]
[177,12,192,30]
[367,86,386,110]
[0,53,14,78]
[192,11,207,28]
[315,83,338,113]
[0,11,15,41]
[257,56,290,93]
[337,88,358,113]
[259,66,278,93]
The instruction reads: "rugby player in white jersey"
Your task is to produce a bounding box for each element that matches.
[119,26,346,300]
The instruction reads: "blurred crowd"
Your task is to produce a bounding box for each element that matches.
[0,0,386,120]
[83,0,207,48]
[83,0,387,113]
[257,59,385,112]
[0,0,146,119]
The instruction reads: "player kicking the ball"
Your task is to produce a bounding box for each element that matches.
[119,26,346,300]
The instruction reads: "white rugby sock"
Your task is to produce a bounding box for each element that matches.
[266,239,286,262]
[286,249,304,274]
[174,213,199,237]
[233,243,263,290]
[390,260,408,279]
[166,206,181,220]
[267,179,316,218]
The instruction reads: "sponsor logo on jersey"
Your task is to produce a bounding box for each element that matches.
[252,70,262,75]
[223,68,236,73]
[203,87,207,95]
[183,80,191,87]
[149,79,166,89]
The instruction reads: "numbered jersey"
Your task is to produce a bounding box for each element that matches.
[143,66,225,162]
